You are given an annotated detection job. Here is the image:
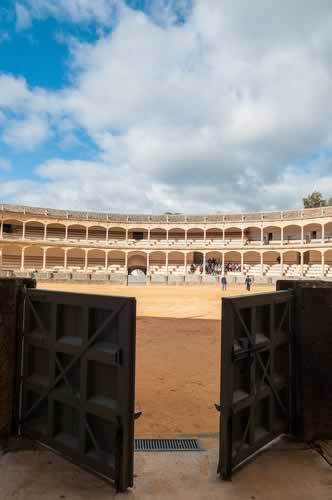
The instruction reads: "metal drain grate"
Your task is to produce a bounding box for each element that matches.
[135,438,201,452]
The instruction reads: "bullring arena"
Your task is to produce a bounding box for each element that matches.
[1,202,332,436]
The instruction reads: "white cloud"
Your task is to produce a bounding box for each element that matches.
[15,3,32,30]
[0,159,11,171]
[3,115,50,150]
[2,1,332,212]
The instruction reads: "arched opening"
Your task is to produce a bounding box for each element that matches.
[283,251,301,278]
[25,221,45,240]
[1,245,22,269]
[87,226,107,241]
[225,227,242,240]
[150,228,167,241]
[244,226,261,242]
[128,228,148,241]
[263,226,281,243]
[45,247,65,270]
[24,246,43,270]
[206,228,223,241]
[46,223,66,240]
[107,251,126,273]
[205,251,222,275]
[303,223,322,242]
[187,228,204,241]
[324,250,332,278]
[149,251,166,274]
[264,251,282,276]
[304,250,324,278]
[128,252,147,275]
[324,222,332,241]
[168,251,185,275]
[224,251,241,273]
[67,224,87,241]
[283,225,301,242]
[243,251,260,275]
[168,228,185,241]
[87,249,106,270]
[2,219,23,239]
[108,227,126,240]
[67,248,85,270]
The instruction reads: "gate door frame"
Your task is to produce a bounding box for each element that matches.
[218,290,294,479]
[18,288,136,492]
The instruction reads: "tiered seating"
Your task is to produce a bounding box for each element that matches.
[265,264,289,277]
[305,264,328,277]
[246,264,269,276]
[25,225,44,239]
[108,264,125,273]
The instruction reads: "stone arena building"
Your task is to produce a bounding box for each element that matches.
[1,203,332,283]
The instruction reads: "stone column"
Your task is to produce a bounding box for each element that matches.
[184,253,187,275]
[281,226,284,245]
[166,253,169,275]
[86,226,89,241]
[22,223,26,240]
[222,252,225,274]
[261,253,264,275]
[146,253,150,275]
[42,248,47,270]
[241,228,244,241]
[280,253,284,276]
[104,252,108,271]
[44,224,47,240]
[64,249,68,270]
[148,229,151,241]
[322,224,325,243]
[126,229,129,241]
[84,250,88,271]
[204,229,207,244]
[65,225,68,240]
[0,222,3,239]
[300,252,304,276]
[20,248,25,270]
[261,227,264,246]
[125,252,128,274]
[241,253,244,273]
[203,253,206,274]
[321,252,325,276]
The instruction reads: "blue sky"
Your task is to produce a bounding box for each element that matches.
[0,1,332,213]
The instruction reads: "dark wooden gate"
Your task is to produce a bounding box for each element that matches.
[17,288,136,492]
[218,291,294,479]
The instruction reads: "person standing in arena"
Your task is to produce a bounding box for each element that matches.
[245,275,252,291]
[221,274,227,291]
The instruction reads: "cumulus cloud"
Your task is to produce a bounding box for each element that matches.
[2,0,332,212]
[2,115,50,150]
[15,3,32,30]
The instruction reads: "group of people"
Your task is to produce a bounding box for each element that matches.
[189,259,242,276]
[221,274,253,292]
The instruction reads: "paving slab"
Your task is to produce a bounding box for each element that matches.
[0,437,331,500]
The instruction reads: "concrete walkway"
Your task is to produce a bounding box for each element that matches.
[0,437,331,500]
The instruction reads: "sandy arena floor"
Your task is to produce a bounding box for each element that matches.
[37,282,274,437]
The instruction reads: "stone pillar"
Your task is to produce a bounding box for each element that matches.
[241,228,244,241]
[321,252,325,276]
[86,226,89,241]
[184,253,187,275]
[281,226,284,245]
[300,252,304,276]
[20,248,25,271]
[125,253,128,274]
[0,248,2,270]
[42,248,47,270]
[64,249,68,270]
[148,229,151,241]
[241,253,244,274]
[185,230,187,243]
[166,253,169,276]
[204,229,207,244]
[280,253,284,276]
[166,230,169,242]
[261,227,264,246]
[260,253,264,275]
[203,253,206,274]
[126,229,129,241]
[0,222,3,239]
[65,225,68,240]
[44,224,47,240]
[222,252,225,274]
[104,252,108,271]
[222,228,225,242]
[106,227,110,242]
[146,253,150,275]
[84,250,88,271]
[22,223,26,240]
[322,224,325,243]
